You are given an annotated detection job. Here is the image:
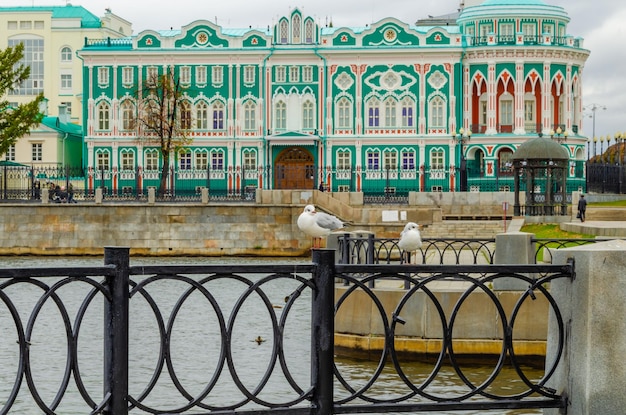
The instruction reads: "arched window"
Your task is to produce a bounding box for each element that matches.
[275,100,286,130]
[429,96,445,128]
[144,149,159,171]
[212,101,224,130]
[304,20,315,43]
[499,93,514,133]
[302,100,314,130]
[180,101,192,130]
[498,148,514,176]
[292,15,301,44]
[384,98,397,128]
[401,97,414,127]
[336,98,352,129]
[243,100,256,130]
[243,149,257,169]
[196,101,208,129]
[195,150,208,170]
[96,149,110,170]
[430,148,445,169]
[121,101,135,131]
[279,20,289,44]
[401,148,416,169]
[60,46,72,62]
[97,102,110,130]
[336,149,351,170]
[367,98,381,127]
[120,149,135,171]
[383,149,398,170]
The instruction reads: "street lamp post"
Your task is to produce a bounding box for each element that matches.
[453,128,472,191]
[584,103,607,158]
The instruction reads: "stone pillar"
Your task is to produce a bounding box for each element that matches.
[41,188,49,204]
[493,232,534,290]
[546,240,626,415]
[149,187,156,204]
[95,188,103,204]
[201,187,209,204]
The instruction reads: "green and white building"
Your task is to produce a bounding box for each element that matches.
[78,0,589,196]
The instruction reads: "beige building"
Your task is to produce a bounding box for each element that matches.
[0,5,131,166]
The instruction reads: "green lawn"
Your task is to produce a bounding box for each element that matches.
[519,223,594,239]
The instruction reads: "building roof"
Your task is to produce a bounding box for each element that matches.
[458,0,569,22]
[0,5,102,28]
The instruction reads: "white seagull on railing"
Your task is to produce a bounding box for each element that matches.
[297,204,345,248]
[398,222,422,263]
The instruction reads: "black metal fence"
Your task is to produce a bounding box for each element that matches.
[0,247,572,414]
[337,233,598,266]
[586,162,626,194]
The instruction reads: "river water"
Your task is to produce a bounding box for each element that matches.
[0,256,544,414]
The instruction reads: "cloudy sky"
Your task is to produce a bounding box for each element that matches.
[18,0,625,143]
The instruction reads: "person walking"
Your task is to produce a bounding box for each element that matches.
[577,194,587,222]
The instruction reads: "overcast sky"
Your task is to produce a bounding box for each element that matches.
[19,0,626,144]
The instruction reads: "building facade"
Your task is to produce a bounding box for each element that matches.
[0,5,131,167]
[78,0,589,196]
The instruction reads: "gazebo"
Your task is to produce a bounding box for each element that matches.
[512,135,570,216]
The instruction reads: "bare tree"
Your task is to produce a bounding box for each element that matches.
[134,67,192,195]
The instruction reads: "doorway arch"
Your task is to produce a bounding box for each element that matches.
[274,147,315,189]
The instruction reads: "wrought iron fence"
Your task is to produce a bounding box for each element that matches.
[0,248,570,414]
[586,162,626,194]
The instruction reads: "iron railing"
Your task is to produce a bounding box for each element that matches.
[337,234,600,267]
[0,247,572,414]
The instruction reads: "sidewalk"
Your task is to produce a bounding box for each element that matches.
[561,220,626,238]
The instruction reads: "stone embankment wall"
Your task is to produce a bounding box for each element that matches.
[0,190,514,256]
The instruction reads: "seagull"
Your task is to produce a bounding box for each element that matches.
[398,222,422,263]
[297,204,345,248]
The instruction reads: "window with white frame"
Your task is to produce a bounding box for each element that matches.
[280,20,289,44]
[429,96,445,128]
[402,149,415,169]
[500,22,514,39]
[145,150,159,171]
[337,150,351,170]
[292,14,301,43]
[275,100,286,130]
[120,150,135,171]
[6,145,15,161]
[8,38,44,95]
[122,67,133,87]
[244,66,255,84]
[98,67,109,86]
[60,73,72,90]
[212,101,224,130]
[96,151,110,170]
[303,100,314,130]
[524,98,536,130]
[179,149,192,170]
[479,95,488,126]
[276,67,286,83]
[61,101,72,116]
[244,100,256,130]
[290,66,299,83]
[336,98,352,129]
[196,101,208,129]
[180,66,191,85]
[367,98,380,127]
[97,102,110,130]
[522,23,536,38]
[401,97,414,127]
[180,101,192,130]
[146,67,158,85]
[60,46,72,62]
[211,150,224,170]
[31,143,42,162]
[196,66,207,85]
[121,101,135,130]
[196,151,208,170]
[499,94,513,127]
[542,23,554,35]
[384,98,397,128]
[305,20,314,43]
[20,21,32,30]
[212,66,223,85]
[302,66,313,83]
[430,148,445,169]
[383,149,397,170]
[366,150,380,170]
[480,24,493,37]
[243,150,257,169]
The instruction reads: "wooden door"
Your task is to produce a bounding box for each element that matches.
[274,147,315,189]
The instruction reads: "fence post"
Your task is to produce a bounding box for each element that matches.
[311,249,335,415]
[103,247,130,415]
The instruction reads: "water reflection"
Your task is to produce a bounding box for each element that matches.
[0,256,543,414]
